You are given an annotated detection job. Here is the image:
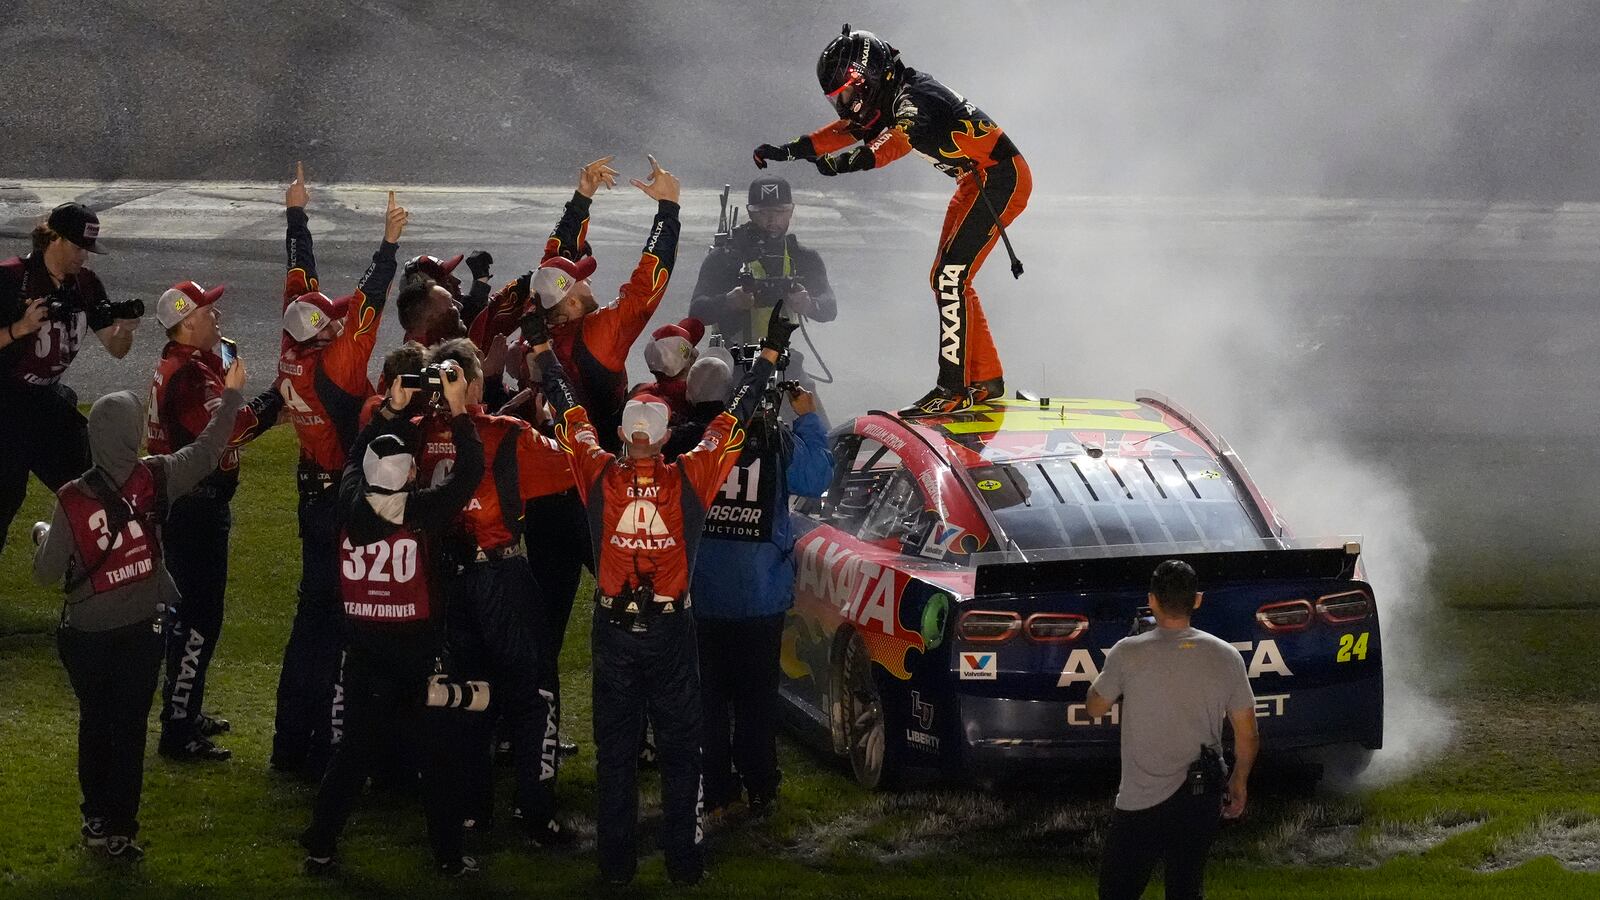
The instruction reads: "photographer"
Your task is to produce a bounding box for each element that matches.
[300,365,483,878]
[531,299,797,887]
[415,338,574,845]
[682,357,831,819]
[0,203,143,554]
[33,360,248,863]
[272,162,408,779]
[1086,560,1259,900]
[148,282,283,762]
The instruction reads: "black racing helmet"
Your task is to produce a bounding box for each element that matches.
[817,24,899,124]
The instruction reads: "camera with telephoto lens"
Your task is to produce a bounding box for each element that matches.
[398,360,462,399]
[44,292,143,324]
[425,672,490,712]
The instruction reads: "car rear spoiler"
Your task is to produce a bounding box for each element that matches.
[973,544,1362,598]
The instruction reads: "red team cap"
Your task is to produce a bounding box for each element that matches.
[532,256,598,309]
[283,291,350,343]
[643,317,705,379]
[155,280,225,330]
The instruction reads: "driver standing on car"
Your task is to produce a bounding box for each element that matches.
[1086,560,1259,900]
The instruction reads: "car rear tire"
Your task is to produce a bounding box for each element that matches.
[840,631,903,791]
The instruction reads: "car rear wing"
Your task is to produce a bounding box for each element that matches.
[971,540,1362,598]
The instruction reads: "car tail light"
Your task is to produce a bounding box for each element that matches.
[1316,590,1372,624]
[1024,613,1088,643]
[1255,599,1313,633]
[958,610,1021,642]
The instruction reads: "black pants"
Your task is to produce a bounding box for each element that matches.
[0,387,89,556]
[452,556,557,826]
[272,489,345,767]
[696,612,785,809]
[57,619,164,838]
[160,493,232,744]
[1098,781,1223,900]
[592,607,703,884]
[302,641,465,865]
[523,490,591,723]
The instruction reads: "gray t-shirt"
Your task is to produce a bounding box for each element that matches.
[1090,625,1255,811]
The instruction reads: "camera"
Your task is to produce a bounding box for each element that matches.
[44,294,143,324]
[736,270,803,305]
[425,672,490,712]
[1130,605,1157,636]
[31,522,49,547]
[398,360,462,398]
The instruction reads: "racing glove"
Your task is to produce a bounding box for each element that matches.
[466,250,494,282]
[815,147,873,177]
[753,137,818,169]
[761,299,799,353]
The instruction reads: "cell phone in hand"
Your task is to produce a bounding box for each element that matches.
[219,337,238,369]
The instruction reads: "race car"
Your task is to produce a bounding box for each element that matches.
[778,393,1383,789]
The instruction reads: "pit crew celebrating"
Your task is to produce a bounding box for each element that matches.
[753,25,1031,415]
[529,294,798,887]
[148,281,283,762]
[272,161,409,778]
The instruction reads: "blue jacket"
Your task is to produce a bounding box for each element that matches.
[691,412,831,619]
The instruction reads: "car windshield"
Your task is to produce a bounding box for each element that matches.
[967,455,1267,553]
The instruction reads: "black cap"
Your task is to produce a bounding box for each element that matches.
[747,176,793,209]
[46,203,105,254]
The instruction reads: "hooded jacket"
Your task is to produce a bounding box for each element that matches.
[34,388,242,631]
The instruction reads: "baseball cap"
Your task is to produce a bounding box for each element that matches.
[363,433,413,493]
[686,356,733,405]
[747,175,793,209]
[643,317,706,379]
[47,203,106,254]
[155,281,225,330]
[532,256,598,309]
[405,254,465,293]
[283,291,351,343]
[621,394,671,445]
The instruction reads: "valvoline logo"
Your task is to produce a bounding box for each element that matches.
[959,652,997,681]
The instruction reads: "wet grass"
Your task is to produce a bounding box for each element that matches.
[3,427,1600,896]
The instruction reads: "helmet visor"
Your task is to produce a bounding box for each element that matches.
[825,67,866,118]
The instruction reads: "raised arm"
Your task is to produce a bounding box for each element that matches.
[285,161,318,309]
[162,386,244,499]
[533,333,612,503]
[580,156,681,371]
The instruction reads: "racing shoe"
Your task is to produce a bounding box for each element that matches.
[967,377,1005,406]
[104,835,144,864]
[160,735,232,762]
[438,856,482,878]
[196,713,231,737]
[81,816,108,849]
[901,384,975,416]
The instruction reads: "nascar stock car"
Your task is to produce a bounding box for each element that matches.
[777,393,1382,789]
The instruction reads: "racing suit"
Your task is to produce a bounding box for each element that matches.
[783,67,1031,390]
[272,205,399,773]
[301,404,483,868]
[689,408,831,810]
[543,192,680,453]
[0,254,115,554]
[147,341,281,750]
[538,343,771,884]
[417,405,575,831]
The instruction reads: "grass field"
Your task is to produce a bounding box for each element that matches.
[3,427,1600,898]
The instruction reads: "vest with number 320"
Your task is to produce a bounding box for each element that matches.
[338,526,431,623]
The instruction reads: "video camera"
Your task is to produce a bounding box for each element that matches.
[719,336,801,451]
[398,360,463,400]
[735,270,804,305]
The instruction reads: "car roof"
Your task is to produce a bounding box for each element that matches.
[892,397,1226,467]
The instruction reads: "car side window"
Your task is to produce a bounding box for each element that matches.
[822,437,928,544]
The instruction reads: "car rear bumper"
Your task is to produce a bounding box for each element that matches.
[957,676,1383,768]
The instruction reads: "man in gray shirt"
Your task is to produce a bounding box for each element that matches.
[34,358,248,862]
[1087,559,1259,900]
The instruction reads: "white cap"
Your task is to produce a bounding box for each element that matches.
[621,395,671,445]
